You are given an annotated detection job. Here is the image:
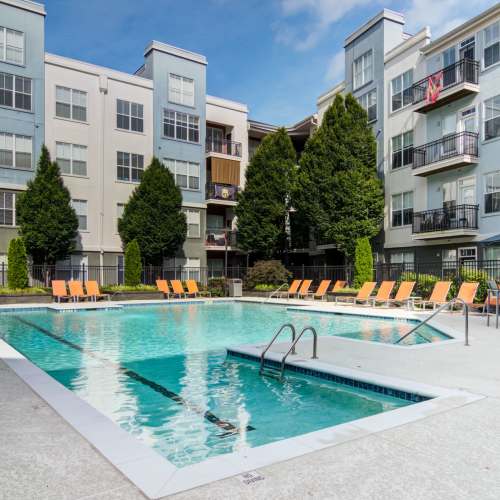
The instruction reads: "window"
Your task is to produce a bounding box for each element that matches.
[353,50,373,89]
[0,27,24,65]
[0,133,32,169]
[485,246,500,260]
[484,21,500,69]
[163,109,199,143]
[116,99,144,132]
[165,158,200,190]
[0,72,31,110]
[164,257,201,281]
[116,203,125,232]
[485,171,500,214]
[56,86,87,122]
[484,95,500,140]
[391,191,413,227]
[168,74,194,106]
[56,142,87,176]
[358,89,377,122]
[391,131,413,169]
[71,199,87,231]
[117,151,144,182]
[183,209,201,238]
[391,69,413,112]
[0,191,15,226]
[390,251,414,268]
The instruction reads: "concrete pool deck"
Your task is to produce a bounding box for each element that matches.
[2,298,500,499]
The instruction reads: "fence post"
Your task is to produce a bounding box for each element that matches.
[82,263,86,283]
[302,264,305,280]
[2,261,4,287]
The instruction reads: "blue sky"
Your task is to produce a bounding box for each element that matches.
[42,0,496,125]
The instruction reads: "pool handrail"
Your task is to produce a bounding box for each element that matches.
[395,297,469,346]
[259,323,297,375]
[279,326,318,379]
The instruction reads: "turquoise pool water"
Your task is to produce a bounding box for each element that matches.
[0,302,444,467]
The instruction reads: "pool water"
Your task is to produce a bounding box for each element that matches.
[0,302,443,467]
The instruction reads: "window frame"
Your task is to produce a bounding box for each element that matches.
[0,132,32,170]
[484,170,500,214]
[116,151,144,183]
[168,73,195,107]
[164,157,200,191]
[0,27,24,65]
[56,142,87,177]
[391,191,414,228]
[353,50,373,90]
[0,190,15,226]
[391,131,413,170]
[116,99,144,133]
[55,86,87,122]
[391,69,413,113]
[0,72,31,111]
[163,109,200,143]
[483,21,500,70]
[183,209,201,238]
[483,95,500,141]
[71,199,88,231]
[357,88,377,123]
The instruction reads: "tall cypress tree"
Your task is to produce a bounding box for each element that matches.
[235,128,296,259]
[16,145,79,266]
[293,94,384,258]
[118,157,186,265]
[7,238,29,289]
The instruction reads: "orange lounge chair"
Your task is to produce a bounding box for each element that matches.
[186,279,211,297]
[156,279,170,299]
[335,282,377,304]
[296,279,313,298]
[384,281,417,308]
[304,280,331,300]
[277,279,302,298]
[170,280,187,298]
[364,281,396,306]
[332,280,347,293]
[452,282,479,310]
[52,280,70,302]
[85,281,110,302]
[414,281,452,309]
[68,280,89,302]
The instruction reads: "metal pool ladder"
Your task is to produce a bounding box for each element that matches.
[260,324,318,381]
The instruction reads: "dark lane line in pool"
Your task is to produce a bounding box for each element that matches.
[12,316,255,437]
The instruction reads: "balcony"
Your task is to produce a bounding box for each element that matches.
[412,131,479,176]
[412,59,479,113]
[412,204,479,240]
[205,182,239,204]
[205,229,238,250]
[205,138,242,158]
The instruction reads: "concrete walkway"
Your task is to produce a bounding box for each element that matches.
[1,301,500,499]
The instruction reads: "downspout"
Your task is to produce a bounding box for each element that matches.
[98,76,108,283]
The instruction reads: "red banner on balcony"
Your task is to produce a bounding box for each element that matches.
[425,71,443,104]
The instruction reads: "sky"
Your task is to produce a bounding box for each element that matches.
[41,0,497,125]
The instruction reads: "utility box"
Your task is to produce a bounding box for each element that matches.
[228,279,242,297]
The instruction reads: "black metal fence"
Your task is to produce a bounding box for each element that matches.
[2,260,500,289]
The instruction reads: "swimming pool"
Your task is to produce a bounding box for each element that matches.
[0,302,446,468]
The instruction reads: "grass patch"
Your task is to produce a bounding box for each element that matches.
[0,287,49,295]
[101,284,158,293]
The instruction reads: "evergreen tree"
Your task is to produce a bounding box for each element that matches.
[124,240,142,286]
[118,157,187,265]
[353,237,373,288]
[16,145,79,266]
[7,238,29,289]
[293,94,384,259]
[235,128,296,259]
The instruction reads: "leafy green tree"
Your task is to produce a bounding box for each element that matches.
[293,93,384,259]
[7,238,29,289]
[16,145,79,266]
[124,240,142,286]
[235,128,296,259]
[118,157,186,265]
[353,237,373,288]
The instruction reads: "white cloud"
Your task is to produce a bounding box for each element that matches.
[404,0,494,37]
[275,0,373,51]
[324,50,345,83]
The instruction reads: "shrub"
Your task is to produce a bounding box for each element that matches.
[208,277,226,297]
[399,271,439,299]
[7,238,29,289]
[124,240,142,286]
[353,237,373,288]
[254,283,280,292]
[245,260,291,289]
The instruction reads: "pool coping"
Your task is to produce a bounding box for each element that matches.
[0,324,483,499]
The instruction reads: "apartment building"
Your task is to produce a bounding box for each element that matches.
[0,0,249,277]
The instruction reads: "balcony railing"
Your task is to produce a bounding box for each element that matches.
[412,204,479,234]
[205,182,239,202]
[205,229,238,248]
[412,58,479,106]
[205,138,242,158]
[413,131,479,170]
